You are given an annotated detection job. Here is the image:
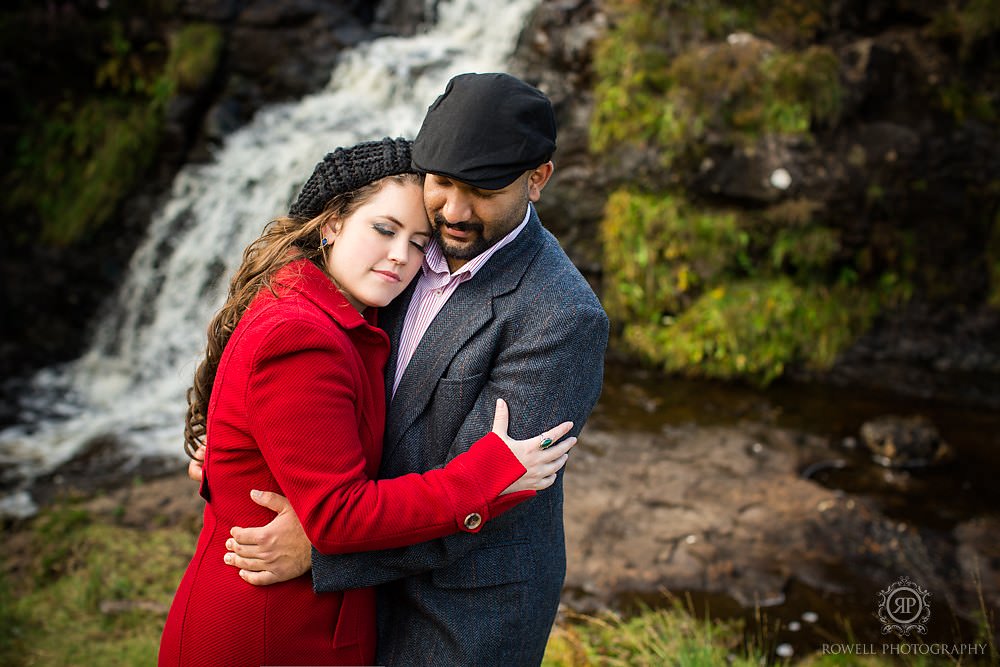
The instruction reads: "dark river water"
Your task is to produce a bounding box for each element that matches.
[589,362,1000,659]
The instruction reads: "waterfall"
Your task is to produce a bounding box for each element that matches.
[0,0,541,518]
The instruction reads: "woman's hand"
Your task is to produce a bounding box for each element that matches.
[491,398,576,495]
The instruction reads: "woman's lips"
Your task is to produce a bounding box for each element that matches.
[373,270,401,283]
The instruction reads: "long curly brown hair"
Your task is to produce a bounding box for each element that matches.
[183,172,422,458]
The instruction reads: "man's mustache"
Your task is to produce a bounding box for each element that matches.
[434,214,483,233]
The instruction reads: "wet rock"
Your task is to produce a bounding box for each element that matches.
[27,435,179,510]
[859,415,954,468]
[564,423,957,617]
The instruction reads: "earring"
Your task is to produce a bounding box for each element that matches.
[319,237,329,249]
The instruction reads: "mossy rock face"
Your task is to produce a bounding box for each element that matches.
[4,15,225,247]
[601,189,748,322]
[591,0,999,385]
[591,3,841,175]
[165,23,223,94]
[8,98,164,246]
[622,279,879,385]
[599,185,893,383]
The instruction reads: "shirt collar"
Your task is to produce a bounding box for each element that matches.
[422,204,532,280]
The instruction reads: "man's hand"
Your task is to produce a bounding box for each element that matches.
[223,489,312,585]
[187,445,206,482]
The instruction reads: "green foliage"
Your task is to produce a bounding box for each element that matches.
[3,12,223,247]
[753,0,828,45]
[590,1,842,168]
[934,80,997,125]
[601,190,748,322]
[8,98,164,245]
[3,503,196,666]
[599,184,903,384]
[924,1,1000,124]
[928,0,1000,60]
[0,572,28,667]
[589,1,926,385]
[165,23,223,94]
[770,226,840,275]
[622,279,879,385]
[543,601,765,667]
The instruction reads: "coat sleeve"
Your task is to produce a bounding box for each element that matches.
[311,299,609,590]
[246,317,529,554]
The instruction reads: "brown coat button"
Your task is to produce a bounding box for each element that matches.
[463,513,482,530]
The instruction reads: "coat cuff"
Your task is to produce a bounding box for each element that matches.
[442,432,529,533]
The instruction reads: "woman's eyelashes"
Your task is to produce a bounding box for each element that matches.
[372,222,427,253]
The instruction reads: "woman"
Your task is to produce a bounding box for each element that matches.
[158,138,575,666]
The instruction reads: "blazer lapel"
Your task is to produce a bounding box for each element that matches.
[379,277,418,405]
[381,210,547,462]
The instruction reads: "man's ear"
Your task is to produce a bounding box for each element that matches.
[527,161,554,203]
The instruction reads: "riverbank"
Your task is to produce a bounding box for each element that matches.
[2,467,994,665]
[4,403,999,663]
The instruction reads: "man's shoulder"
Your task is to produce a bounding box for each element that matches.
[518,227,604,311]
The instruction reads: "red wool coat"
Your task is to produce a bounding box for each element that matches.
[159,259,530,666]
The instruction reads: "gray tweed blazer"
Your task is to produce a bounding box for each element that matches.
[311,206,609,666]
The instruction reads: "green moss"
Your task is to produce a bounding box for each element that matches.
[754,0,827,46]
[591,4,842,169]
[770,225,840,275]
[7,97,164,245]
[934,79,996,125]
[620,279,878,385]
[601,189,749,323]
[598,185,903,384]
[3,14,226,247]
[4,503,196,666]
[165,23,223,94]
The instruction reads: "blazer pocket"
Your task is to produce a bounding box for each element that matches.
[436,371,486,397]
[432,542,535,589]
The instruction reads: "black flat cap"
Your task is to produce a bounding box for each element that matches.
[289,137,413,220]
[411,73,556,190]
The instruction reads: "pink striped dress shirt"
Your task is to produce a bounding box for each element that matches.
[391,206,532,397]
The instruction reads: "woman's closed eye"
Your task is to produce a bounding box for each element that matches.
[373,222,427,253]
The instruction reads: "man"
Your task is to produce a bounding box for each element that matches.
[196,72,609,665]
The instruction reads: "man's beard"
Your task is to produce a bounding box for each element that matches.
[432,215,492,260]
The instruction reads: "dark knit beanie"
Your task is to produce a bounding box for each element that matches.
[288,137,414,220]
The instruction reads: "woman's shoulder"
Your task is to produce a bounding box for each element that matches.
[243,290,345,347]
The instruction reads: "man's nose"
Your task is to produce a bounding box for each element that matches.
[440,193,472,223]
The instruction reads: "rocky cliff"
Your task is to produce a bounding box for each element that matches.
[2,0,998,408]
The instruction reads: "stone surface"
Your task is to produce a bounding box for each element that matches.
[562,423,973,622]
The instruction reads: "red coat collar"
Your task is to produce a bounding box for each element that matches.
[272,258,381,332]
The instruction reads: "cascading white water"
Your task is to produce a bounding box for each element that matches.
[0,0,540,517]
